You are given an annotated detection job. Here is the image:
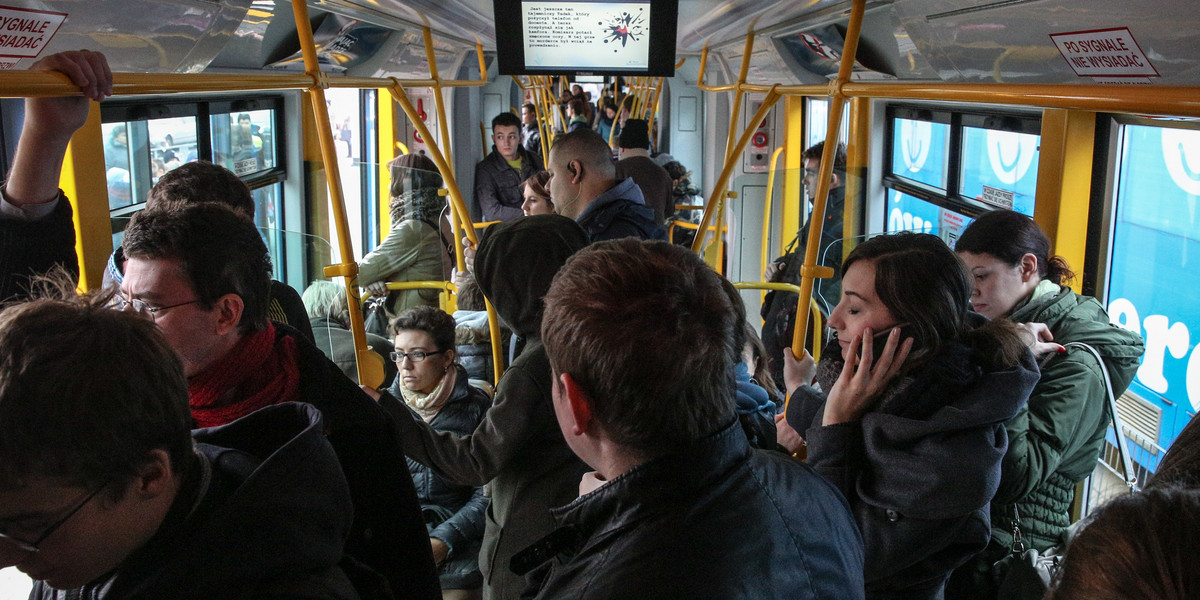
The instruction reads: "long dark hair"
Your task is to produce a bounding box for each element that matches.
[955,209,1075,285]
[844,232,1027,371]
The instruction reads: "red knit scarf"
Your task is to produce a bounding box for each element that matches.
[188,322,300,428]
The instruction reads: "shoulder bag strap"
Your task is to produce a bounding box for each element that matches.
[1064,341,1138,493]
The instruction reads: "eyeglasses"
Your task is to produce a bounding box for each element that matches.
[0,481,109,559]
[111,291,200,320]
[390,349,446,364]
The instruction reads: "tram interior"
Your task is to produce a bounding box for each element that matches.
[0,0,1199,594]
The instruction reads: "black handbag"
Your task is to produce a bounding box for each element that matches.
[362,296,391,338]
[992,342,1139,600]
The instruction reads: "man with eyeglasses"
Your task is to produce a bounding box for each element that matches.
[0,288,360,598]
[760,141,847,390]
[117,202,440,600]
[475,111,543,222]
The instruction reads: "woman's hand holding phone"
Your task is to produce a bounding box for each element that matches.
[822,327,913,425]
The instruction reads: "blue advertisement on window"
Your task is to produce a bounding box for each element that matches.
[886,190,975,247]
[959,127,1038,216]
[891,118,949,189]
[1108,125,1200,456]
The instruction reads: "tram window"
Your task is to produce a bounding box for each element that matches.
[253,183,286,281]
[146,117,197,183]
[959,126,1038,216]
[101,121,141,209]
[804,98,849,151]
[213,109,276,176]
[1105,121,1200,456]
[885,189,973,246]
[890,118,950,190]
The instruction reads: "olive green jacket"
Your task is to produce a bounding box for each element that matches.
[357,219,445,318]
[991,283,1144,551]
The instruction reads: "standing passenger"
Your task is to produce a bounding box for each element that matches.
[369,215,592,600]
[119,203,441,600]
[615,119,674,225]
[520,171,555,216]
[358,152,450,324]
[0,50,113,302]
[521,239,865,599]
[520,103,541,158]
[780,232,1038,600]
[946,210,1144,598]
[0,289,362,600]
[388,306,492,600]
[475,112,543,222]
[547,129,665,242]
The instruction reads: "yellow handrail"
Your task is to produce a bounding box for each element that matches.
[731,282,824,365]
[760,146,786,305]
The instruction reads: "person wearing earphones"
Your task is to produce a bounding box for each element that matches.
[546,128,665,242]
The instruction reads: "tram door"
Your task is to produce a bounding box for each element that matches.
[730,92,780,329]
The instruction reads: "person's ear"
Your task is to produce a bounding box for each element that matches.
[212,293,244,336]
[132,449,175,499]
[559,372,593,436]
[1019,253,1040,282]
[569,160,583,185]
[830,170,842,188]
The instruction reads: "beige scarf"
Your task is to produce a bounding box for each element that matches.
[399,365,457,422]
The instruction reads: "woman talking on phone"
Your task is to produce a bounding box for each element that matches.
[779,232,1039,600]
[946,210,1144,598]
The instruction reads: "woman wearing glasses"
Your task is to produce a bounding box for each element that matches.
[386,305,491,600]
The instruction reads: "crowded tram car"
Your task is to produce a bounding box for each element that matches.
[0,0,1195,596]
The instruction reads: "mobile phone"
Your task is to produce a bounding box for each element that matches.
[866,324,914,363]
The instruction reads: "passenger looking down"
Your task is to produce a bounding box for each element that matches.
[761,141,847,390]
[736,322,783,450]
[0,286,363,600]
[386,306,492,600]
[519,171,555,216]
[367,215,592,600]
[520,238,865,599]
[946,210,1145,598]
[101,160,314,343]
[547,129,666,242]
[358,152,451,329]
[118,203,440,599]
[475,112,544,222]
[615,119,674,225]
[779,232,1038,600]
[594,99,619,146]
[303,280,397,387]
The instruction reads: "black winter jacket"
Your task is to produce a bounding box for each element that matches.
[0,191,76,302]
[388,364,492,590]
[474,147,543,222]
[575,178,666,242]
[517,422,866,600]
[30,404,361,600]
[788,339,1038,600]
[378,216,592,600]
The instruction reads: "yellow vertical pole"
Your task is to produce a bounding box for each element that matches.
[761,146,786,291]
[290,0,385,388]
[378,90,398,233]
[691,32,757,255]
[781,95,806,257]
[61,103,109,291]
[843,96,870,256]
[1035,109,1094,294]
[425,28,454,168]
[789,0,866,361]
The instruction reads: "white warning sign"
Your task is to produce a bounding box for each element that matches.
[1050,27,1158,78]
[0,6,65,60]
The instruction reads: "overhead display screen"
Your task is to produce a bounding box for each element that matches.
[494,0,677,76]
[522,1,650,72]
